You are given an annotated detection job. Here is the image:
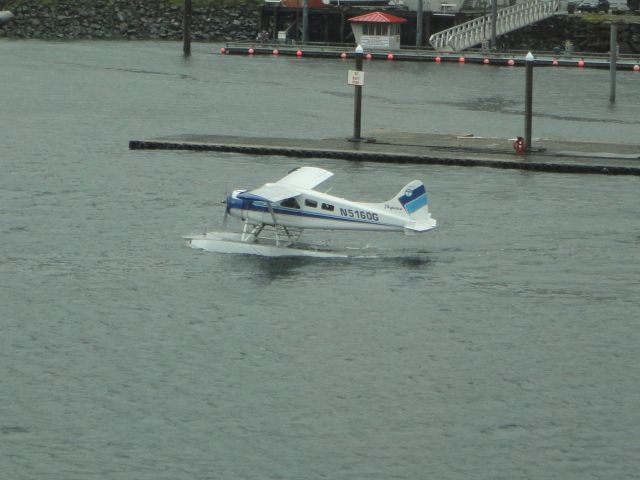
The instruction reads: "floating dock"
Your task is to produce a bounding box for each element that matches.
[220,43,640,71]
[130,131,640,176]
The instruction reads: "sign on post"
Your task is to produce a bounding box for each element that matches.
[348,70,365,86]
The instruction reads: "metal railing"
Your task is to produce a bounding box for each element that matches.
[429,0,561,51]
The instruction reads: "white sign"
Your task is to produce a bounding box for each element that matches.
[348,70,365,86]
[361,35,390,49]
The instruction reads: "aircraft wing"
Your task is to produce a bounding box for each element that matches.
[238,184,301,203]
[275,167,333,190]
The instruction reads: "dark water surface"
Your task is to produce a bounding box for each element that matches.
[1,40,639,479]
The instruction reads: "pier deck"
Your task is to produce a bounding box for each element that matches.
[130,131,640,175]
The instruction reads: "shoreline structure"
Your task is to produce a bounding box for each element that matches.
[2,0,640,54]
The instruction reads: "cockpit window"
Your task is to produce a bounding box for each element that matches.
[280,197,300,209]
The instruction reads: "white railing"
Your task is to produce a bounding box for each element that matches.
[429,0,561,51]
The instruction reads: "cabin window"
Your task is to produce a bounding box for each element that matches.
[280,198,300,209]
[321,203,334,211]
[305,199,318,208]
[363,24,389,35]
[365,24,388,36]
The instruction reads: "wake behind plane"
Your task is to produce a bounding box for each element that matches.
[187,166,436,257]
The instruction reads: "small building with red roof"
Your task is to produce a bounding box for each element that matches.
[348,12,407,51]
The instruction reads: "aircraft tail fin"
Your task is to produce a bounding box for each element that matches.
[388,180,436,234]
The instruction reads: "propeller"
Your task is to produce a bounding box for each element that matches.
[222,191,230,228]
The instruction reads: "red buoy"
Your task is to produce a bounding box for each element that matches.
[552,58,559,66]
[248,48,254,55]
[507,58,515,66]
[387,53,394,60]
[483,57,490,65]
[634,64,640,72]
[578,58,585,67]
[458,56,465,63]
[272,49,279,55]
[366,53,372,60]
[296,50,303,57]
[435,56,441,63]
[340,52,347,59]
[220,47,226,54]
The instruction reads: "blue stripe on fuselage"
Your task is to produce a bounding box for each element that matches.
[227,195,247,210]
[233,202,386,226]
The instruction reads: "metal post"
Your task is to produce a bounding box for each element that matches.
[490,0,497,49]
[183,0,192,57]
[610,22,618,103]
[524,52,534,150]
[273,5,279,42]
[353,45,364,141]
[416,0,424,48]
[424,11,431,45]
[296,1,300,42]
[302,0,309,43]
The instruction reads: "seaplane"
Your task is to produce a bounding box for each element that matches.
[187,166,436,257]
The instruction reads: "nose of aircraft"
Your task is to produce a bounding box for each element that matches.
[224,190,246,213]
[222,193,231,212]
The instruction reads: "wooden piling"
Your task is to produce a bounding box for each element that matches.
[490,0,498,49]
[302,0,309,43]
[353,46,364,141]
[416,0,424,48]
[183,0,192,57]
[524,53,534,150]
[610,22,618,103]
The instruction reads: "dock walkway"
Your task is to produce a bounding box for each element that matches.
[221,43,640,71]
[129,131,640,176]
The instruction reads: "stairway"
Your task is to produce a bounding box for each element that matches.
[429,0,561,51]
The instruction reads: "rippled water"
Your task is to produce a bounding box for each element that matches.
[1,40,639,479]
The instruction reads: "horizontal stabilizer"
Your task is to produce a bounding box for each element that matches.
[404,218,437,235]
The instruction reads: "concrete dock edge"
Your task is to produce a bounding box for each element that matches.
[129,139,640,176]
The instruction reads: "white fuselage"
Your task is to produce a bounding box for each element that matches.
[228,188,414,232]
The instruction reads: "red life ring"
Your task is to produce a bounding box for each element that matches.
[513,137,525,154]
